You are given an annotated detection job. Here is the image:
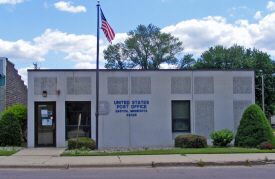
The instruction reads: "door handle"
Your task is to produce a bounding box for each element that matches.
[53,123,55,129]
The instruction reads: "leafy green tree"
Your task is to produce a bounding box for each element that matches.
[1,104,27,141]
[235,104,275,147]
[192,44,275,118]
[178,54,196,69]
[0,112,22,146]
[104,24,183,69]
[194,45,247,69]
[104,43,127,69]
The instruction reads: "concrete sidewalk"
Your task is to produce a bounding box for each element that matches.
[0,148,275,169]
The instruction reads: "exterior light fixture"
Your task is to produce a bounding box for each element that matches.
[43,91,47,97]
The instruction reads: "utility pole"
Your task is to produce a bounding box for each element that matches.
[260,70,265,114]
[262,72,265,114]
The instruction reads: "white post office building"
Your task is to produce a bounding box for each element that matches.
[27,69,255,148]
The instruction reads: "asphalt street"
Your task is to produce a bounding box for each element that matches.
[0,165,274,179]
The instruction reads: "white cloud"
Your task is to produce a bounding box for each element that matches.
[0,39,46,62]
[63,32,127,63]
[33,28,107,63]
[33,29,98,54]
[65,52,94,62]
[235,19,249,26]
[0,0,24,4]
[162,13,275,56]
[267,1,275,11]
[4,11,275,72]
[254,11,262,20]
[74,63,104,69]
[111,33,128,44]
[1,26,125,68]
[54,1,86,13]
[0,29,105,64]
[64,46,106,63]
[18,66,33,86]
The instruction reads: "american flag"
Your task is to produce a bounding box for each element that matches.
[100,9,115,44]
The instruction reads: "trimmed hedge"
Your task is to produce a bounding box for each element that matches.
[0,112,22,146]
[235,104,275,147]
[210,129,234,147]
[68,137,96,150]
[174,134,207,148]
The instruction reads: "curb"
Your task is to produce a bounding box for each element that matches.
[0,161,274,169]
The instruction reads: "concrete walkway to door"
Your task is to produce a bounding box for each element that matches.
[13,148,66,157]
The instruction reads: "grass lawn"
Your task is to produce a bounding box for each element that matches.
[61,147,275,156]
[0,150,18,156]
[272,128,275,132]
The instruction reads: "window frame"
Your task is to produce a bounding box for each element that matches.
[171,100,191,132]
[65,101,91,140]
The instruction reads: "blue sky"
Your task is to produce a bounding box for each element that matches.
[1,0,275,85]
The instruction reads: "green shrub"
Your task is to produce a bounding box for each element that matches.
[1,104,27,142]
[174,134,207,148]
[210,129,234,147]
[68,137,96,150]
[235,104,275,147]
[259,141,274,150]
[0,112,22,146]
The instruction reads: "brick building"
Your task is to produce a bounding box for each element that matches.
[0,57,27,115]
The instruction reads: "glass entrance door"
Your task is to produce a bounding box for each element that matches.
[35,102,56,147]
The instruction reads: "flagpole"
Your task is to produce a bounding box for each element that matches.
[95,0,100,150]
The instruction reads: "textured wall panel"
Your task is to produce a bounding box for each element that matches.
[194,76,214,94]
[195,100,214,138]
[131,77,151,94]
[67,77,91,95]
[233,76,252,94]
[171,76,191,94]
[108,77,128,94]
[34,77,57,95]
[233,100,252,133]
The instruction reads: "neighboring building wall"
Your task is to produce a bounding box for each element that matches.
[0,87,5,115]
[27,70,255,148]
[5,61,27,108]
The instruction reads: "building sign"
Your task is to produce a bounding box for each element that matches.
[99,101,110,115]
[114,100,149,117]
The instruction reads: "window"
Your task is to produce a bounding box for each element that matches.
[65,101,91,139]
[172,101,190,132]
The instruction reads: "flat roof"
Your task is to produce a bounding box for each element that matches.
[28,69,254,72]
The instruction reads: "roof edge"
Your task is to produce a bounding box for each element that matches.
[27,69,255,72]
